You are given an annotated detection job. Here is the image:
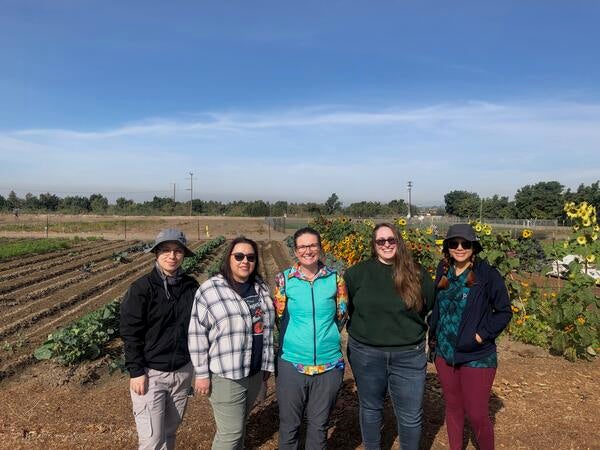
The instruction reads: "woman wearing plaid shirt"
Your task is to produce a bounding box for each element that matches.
[188,237,275,450]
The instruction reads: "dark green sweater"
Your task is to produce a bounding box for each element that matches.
[344,258,435,350]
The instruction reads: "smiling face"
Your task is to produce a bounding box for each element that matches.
[374,226,398,264]
[448,239,474,267]
[229,242,256,283]
[294,231,321,271]
[156,242,185,276]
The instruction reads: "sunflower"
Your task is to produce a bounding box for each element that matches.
[425,227,433,235]
[397,218,407,227]
[592,233,598,241]
[582,218,592,227]
[577,235,587,245]
[522,229,533,239]
[474,223,483,232]
[586,254,596,263]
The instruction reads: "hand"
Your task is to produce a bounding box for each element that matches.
[475,333,483,344]
[130,374,148,395]
[195,377,211,395]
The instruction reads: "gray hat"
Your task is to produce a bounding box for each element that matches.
[147,228,195,257]
[444,224,483,254]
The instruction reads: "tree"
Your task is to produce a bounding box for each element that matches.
[514,181,564,219]
[271,201,288,216]
[23,193,41,211]
[324,193,342,215]
[444,190,480,217]
[345,201,383,217]
[89,193,109,213]
[116,197,135,210]
[564,181,600,208]
[481,195,513,219]
[61,196,91,213]
[7,191,21,210]
[243,200,269,217]
[39,192,60,211]
[0,194,6,211]
[387,199,408,216]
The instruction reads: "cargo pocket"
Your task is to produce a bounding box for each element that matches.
[133,404,153,439]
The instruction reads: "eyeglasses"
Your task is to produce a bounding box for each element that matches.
[447,239,473,250]
[232,252,256,263]
[375,237,397,247]
[296,243,319,252]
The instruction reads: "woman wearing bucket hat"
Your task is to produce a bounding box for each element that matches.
[344,223,435,450]
[428,224,512,450]
[188,236,275,449]
[120,228,199,450]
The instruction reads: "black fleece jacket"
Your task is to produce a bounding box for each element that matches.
[120,267,199,377]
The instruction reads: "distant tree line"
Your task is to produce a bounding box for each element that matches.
[444,181,600,220]
[1,180,598,220]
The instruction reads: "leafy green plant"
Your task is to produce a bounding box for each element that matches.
[34,300,120,365]
[182,236,226,273]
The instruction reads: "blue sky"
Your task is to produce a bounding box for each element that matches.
[1,1,600,205]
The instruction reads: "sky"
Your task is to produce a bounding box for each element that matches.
[1,0,600,206]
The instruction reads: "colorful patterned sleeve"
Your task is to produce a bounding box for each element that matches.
[335,272,349,330]
[273,271,287,319]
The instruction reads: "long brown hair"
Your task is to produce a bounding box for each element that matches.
[436,246,476,290]
[372,223,423,312]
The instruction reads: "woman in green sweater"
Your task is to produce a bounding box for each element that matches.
[344,222,435,450]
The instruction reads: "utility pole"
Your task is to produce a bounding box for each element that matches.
[407,181,413,219]
[187,173,193,216]
[171,183,176,202]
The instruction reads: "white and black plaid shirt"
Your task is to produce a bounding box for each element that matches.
[188,274,275,380]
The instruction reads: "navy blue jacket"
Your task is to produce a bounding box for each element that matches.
[428,258,512,364]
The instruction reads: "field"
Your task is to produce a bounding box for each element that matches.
[0,214,598,449]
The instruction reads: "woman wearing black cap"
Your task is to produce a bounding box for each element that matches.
[120,228,199,450]
[428,224,512,450]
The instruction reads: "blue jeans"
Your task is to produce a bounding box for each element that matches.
[348,336,427,450]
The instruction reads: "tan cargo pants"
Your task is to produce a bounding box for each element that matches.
[130,362,193,450]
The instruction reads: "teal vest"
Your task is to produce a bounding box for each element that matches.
[279,269,342,366]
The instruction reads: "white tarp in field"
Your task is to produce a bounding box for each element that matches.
[547,254,600,281]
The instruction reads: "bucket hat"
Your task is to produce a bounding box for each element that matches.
[443,224,483,254]
[146,228,195,257]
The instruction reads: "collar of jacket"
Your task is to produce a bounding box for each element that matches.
[287,261,333,281]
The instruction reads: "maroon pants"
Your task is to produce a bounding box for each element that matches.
[434,356,496,450]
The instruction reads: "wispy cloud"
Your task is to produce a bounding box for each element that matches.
[2,100,599,203]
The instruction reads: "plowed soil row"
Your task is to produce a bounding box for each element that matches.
[0,240,204,381]
[0,240,104,272]
[0,241,135,293]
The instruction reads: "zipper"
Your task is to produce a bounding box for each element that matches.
[311,281,317,366]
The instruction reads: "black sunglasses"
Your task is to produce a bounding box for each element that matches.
[375,237,398,246]
[447,239,473,250]
[232,252,256,263]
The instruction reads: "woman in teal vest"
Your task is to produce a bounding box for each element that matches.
[274,227,348,450]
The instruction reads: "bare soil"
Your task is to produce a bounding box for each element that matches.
[0,217,598,449]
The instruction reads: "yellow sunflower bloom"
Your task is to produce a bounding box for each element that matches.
[577,235,587,245]
[582,218,592,227]
[586,254,596,263]
[397,218,407,226]
[425,227,433,235]
[592,233,598,241]
[474,223,483,232]
[522,229,533,239]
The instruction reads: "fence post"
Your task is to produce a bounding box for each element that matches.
[124,216,127,241]
[46,214,49,238]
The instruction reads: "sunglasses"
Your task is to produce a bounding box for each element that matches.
[232,252,256,263]
[447,239,473,250]
[375,237,397,247]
